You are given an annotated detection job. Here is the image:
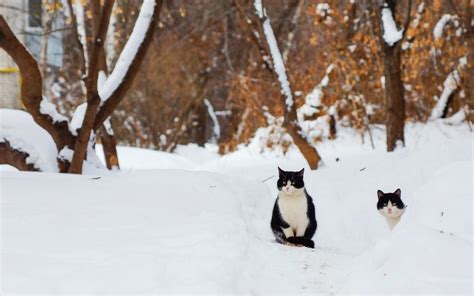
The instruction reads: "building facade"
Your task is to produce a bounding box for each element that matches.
[0,0,64,109]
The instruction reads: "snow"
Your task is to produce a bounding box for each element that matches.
[0,109,58,172]
[433,14,455,39]
[254,0,294,111]
[39,96,68,123]
[1,123,472,294]
[58,146,74,162]
[99,0,156,102]
[443,107,466,125]
[316,3,330,17]
[69,102,87,135]
[297,64,334,141]
[430,70,459,119]
[300,64,333,117]
[381,6,403,46]
[203,98,220,141]
[102,117,114,136]
[430,55,466,120]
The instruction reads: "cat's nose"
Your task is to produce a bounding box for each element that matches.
[388,208,392,213]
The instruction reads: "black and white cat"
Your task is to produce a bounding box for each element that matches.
[377,189,406,230]
[271,167,317,248]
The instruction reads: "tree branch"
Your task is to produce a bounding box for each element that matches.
[0,16,74,154]
[93,0,164,130]
[401,0,412,40]
[69,0,115,173]
[0,141,39,172]
[66,0,87,80]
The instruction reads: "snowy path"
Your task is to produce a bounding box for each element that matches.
[1,170,353,294]
[1,123,472,294]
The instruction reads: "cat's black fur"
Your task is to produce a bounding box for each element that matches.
[376,188,405,210]
[271,168,317,248]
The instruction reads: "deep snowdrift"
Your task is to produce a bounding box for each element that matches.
[1,123,472,294]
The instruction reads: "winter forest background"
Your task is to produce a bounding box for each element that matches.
[0,0,472,294]
[0,0,472,172]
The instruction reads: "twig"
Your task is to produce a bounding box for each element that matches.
[261,175,275,183]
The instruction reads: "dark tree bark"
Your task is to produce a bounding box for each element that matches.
[382,39,405,151]
[99,123,120,170]
[376,0,411,151]
[0,142,39,172]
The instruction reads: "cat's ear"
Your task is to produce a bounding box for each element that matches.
[394,188,401,197]
[278,167,285,177]
[377,190,384,199]
[297,168,305,177]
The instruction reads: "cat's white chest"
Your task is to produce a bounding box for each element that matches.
[278,193,309,236]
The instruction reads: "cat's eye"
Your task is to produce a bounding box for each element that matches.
[383,203,387,206]
[392,203,397,206]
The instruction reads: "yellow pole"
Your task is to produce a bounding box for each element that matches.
[0,67,22,108]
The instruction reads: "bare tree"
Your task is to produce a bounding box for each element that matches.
[233,0,322,169]
[0,0,163,173]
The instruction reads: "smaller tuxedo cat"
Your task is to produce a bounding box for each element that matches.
[271,167,317,248]
[377,189,406,230]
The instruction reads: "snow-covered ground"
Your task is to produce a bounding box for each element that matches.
[1,122,472,294]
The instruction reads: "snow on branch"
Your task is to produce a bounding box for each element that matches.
[70,102,88,135]
[0,109,59,172]
[381,5,403,46]
[254,0,294,111]
[298,64,334,120]
[297,64,335,142]
[433,14,457,39]
[430,56,467,120]
[204,98,221,141]
[99,0,156,102]
[40,96,69,124]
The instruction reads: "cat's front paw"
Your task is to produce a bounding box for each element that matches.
[305,239,315,249]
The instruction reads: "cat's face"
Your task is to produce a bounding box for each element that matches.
[377,189,406,218]
[277,167,305,195]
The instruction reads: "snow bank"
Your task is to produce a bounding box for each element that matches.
[341,161,472,294]
[1,123,472,294]
[0,109,58,172]
[95,144,197,171]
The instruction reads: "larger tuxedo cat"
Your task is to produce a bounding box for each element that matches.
[271,167,317,248]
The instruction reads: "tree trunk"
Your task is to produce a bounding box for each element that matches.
[376,0,409,151]
[249,0,322,169]
[286,121,321,169]
[99,124,120,170]
[69,0,115,174]
[383,44,405,151]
